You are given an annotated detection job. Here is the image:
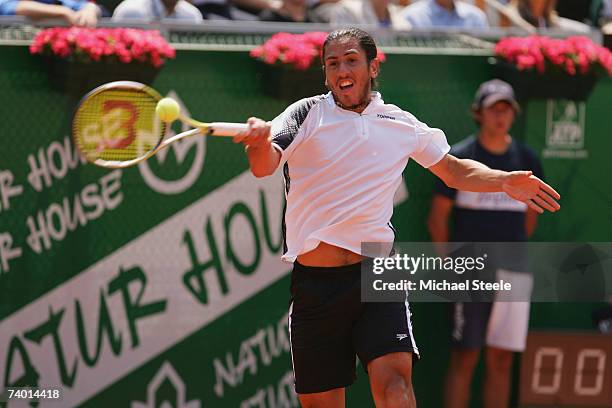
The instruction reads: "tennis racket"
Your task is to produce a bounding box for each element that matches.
[72,81,248,169]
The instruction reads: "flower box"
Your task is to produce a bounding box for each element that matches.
[45,56,159,96]
[30,27,175,96]
[492,60,598,101]
[257,61,327,101]
[493,35,612,101]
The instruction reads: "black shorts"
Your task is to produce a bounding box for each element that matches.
[449,302,492,349]
[289,261,419,394]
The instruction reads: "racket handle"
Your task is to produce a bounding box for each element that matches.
[208,122,249,137]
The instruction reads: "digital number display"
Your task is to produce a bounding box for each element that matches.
[520,331,612,407]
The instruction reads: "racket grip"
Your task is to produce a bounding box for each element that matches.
[208,122,249,137]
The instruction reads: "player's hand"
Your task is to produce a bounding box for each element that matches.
[74,3,99,27]
[233,117,272,150]
[502,171,561,214]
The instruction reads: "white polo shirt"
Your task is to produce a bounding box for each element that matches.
[271,92,450,263]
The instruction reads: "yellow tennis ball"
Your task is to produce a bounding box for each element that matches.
[156,98,180,123]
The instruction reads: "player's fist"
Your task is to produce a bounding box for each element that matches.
[233,117,272,149]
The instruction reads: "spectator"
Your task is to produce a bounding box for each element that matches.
[463,0,510,27]
[191,0,233,19]
[112,0,202,20]
[428,79,543,408]
[601,1,612,50]
[593,0,612,26]
[191,0,274,20]
[504,0,591,32]
[401,0,489,28]
[0,0,100,26]
[603,0,612,23]
[556,0,593,25]
[305,0,340,23]
[259,0,312,22]
[325,0,412,28]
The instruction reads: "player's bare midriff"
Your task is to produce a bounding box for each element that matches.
[297,241,364,267]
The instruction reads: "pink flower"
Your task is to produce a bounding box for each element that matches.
[251,31,386,71]
[495,35,612,78]
[30,27,176,67]
[516,54,536,70]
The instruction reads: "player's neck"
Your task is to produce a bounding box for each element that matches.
[477,131,512,155]
[335,96,371,114]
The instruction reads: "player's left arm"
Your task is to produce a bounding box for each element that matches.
[428,154,560,214]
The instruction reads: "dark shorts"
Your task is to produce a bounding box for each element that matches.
[449,302,492,349]
[289,261,419,394]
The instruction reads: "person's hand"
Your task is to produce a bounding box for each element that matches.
[74,2,99,27]
[233,117,272,150]
[502,171,561,213]
[62,8,79,25]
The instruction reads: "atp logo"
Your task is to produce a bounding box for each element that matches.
[543,100,587,159]
[139,91,207,195]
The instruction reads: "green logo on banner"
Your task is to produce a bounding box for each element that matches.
[139,91,206,195]
[543,99,587,159]
[131,362,200,408]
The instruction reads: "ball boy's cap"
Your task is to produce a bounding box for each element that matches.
[473,79,520,112]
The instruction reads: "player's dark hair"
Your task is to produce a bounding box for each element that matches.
[322,28,380,88]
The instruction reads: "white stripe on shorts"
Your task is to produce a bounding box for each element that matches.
[404,294,420,357]
[452,302,465,342]
[288,301,296,379]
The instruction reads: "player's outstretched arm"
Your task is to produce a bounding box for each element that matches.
[429,154,561,214]
[233,117,280,178]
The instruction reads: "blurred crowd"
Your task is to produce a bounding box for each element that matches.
[1,0,611,34]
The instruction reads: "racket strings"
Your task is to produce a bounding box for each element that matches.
[73,87,165,164]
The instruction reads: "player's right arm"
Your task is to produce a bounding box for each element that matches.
[234,117,280,178]
[237,97,321,178]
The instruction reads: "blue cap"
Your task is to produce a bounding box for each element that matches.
[473,79,520,112]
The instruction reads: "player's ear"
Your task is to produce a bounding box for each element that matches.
[370,58,380,79]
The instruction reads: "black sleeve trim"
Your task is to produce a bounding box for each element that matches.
[272,95,324,150]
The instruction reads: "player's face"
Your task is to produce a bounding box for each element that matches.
[479,101,515,136]
[323,38,379,113]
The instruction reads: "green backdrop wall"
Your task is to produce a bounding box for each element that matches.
[1,43,610,407]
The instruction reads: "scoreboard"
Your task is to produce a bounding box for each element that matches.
[520,331,612,407]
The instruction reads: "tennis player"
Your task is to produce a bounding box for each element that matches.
[234,28,560,408]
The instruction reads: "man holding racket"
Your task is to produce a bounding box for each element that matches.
[234,28,560,408]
